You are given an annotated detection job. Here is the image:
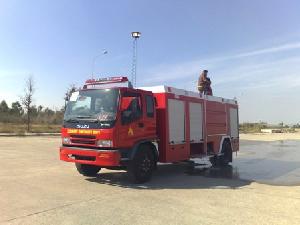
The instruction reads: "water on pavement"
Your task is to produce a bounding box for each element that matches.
[190,140,300,186]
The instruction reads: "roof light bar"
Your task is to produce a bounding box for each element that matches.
[83,76,130,89]
[85,76,128,85]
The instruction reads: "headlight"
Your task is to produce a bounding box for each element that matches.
[62,137,71,144]
[96,140,113,147]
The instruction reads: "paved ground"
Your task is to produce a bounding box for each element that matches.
[1,137,300,225]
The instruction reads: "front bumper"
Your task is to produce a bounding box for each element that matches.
[60,146,121,166]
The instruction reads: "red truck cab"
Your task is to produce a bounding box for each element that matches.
[60,77,158,183]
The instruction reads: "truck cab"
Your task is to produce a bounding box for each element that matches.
[60,77,158,183]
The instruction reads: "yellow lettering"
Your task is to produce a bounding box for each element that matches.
[67,129,78,134]
[128,127,134,136]
[66,129,100,135]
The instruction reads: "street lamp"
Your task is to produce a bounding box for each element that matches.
[91,49,108,79]
[132,32,141,38]
[131,32,141,87]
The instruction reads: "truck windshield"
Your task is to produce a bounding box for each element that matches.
[64,89,119,122]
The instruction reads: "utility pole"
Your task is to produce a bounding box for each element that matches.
[131,32,141,87]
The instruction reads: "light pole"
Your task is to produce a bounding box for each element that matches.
[91,49,108,79]
[131,32,141,87]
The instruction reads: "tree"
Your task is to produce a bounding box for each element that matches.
[11,101,23,116]
[0,100,10,123]
[30,105,38,118]
[0,100,9,113]
[44,107,55,117]
[21,76,35,132]
[37,105,43,113]
[64,84,77,109]
[293,123,300,128]
[279,122,284,129]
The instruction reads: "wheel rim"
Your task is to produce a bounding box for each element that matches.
[140,155,151,175]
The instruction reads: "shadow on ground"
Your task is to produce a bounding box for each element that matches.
[87,140,300,188]
[86,163,251,190]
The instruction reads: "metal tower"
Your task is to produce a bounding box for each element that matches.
[131,32,141,87]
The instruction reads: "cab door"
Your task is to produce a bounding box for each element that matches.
[143,94,156,139]
[118,90,145,148]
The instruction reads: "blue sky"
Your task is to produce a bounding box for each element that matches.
[0,0,300,123]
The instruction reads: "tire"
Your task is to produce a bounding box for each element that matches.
[127,144,155,183]
[209,155,218,167]
[219,140,232,166]
[75,163,101,177]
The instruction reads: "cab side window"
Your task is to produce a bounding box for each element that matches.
[127,97,142,118]
[145,95,154,117]
[121,92,142,124]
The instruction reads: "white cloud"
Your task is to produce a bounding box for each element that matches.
[141,41,300,88]
[140,41,300,123]
[234,42,300,58]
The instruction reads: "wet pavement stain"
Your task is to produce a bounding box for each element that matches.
[188,140,300,186]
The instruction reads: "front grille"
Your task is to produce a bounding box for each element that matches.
[71,139,96,145]
[70,135,96,145]
[70,135,96,139]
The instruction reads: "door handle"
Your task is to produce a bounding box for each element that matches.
[138,122,144,128]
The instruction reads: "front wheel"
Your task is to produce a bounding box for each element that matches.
[127,145,155,183]
[75,163,101,177]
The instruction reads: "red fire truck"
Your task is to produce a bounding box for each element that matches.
[60,77,239,183]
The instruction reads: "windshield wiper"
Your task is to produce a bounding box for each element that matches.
[76,116,93,119]
[64,118,79,123]
[75,115,99,123]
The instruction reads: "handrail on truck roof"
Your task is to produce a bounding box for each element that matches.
[139,85,238,105]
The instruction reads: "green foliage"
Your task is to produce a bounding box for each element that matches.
[0,99,64,125]
[239,122,268,133]
[293,123,300,128]
[240,122,299,133]
[0,123,61,133]
[0,100,9,113]
[11,101,23,116]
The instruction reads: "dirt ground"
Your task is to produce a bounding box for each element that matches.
[0,136,300,225]
[240,132,300,141]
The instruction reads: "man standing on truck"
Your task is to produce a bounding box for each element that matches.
[198,70,213,95]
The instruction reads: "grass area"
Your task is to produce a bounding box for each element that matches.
[239,123,297,134]
[0,123,61,134]
[239,127,261,133]
[240,127,297,134]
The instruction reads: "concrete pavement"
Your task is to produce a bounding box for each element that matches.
[0,137,300,225]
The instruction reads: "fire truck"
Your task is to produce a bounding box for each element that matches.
[60,77,239,183]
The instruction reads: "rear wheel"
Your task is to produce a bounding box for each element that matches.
[127,145,155,183]
[219,140,232,166]
[209,155,218,167]
[75,163,101,177]
[209,140,232,167]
